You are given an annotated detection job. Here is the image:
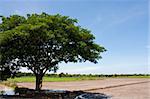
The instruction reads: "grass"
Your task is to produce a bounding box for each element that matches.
[6,76,103,83]
[6,75,150,83]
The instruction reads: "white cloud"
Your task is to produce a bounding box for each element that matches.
[96,16,102,22]
[103,5,146,30]
[58,65,101,74]
[12,10,23,15]
[146,45,150,49]
[89,5,147,33]
[20,67,32,73]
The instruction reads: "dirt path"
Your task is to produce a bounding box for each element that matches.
[17,78,150,99]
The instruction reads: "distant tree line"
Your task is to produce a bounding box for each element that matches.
[1,71,149,81]
[12,72,150,78]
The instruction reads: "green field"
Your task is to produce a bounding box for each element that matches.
[7,76,103,83]
[6,75,150,83]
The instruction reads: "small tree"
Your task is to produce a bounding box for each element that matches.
[0,13,106,91]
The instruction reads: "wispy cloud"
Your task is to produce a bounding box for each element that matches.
[58,65,100,74]
[12,10,25,15]
[107,8,146,27]
[146,45,150,49]
[89,5,147,32]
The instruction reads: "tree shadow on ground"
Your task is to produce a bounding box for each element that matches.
[0,87,111,99]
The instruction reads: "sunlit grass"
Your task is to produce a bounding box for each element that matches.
[6,75,150,83]
[7,76,103,83]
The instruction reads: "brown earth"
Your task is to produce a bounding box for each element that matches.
[5,78,150,98]
[0,84,7,91]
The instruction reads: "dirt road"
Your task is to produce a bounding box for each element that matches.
[17,78,150,99]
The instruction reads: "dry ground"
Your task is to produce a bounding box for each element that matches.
[0,84,7,90]
[1,78,150,99]
[17,78,150,99]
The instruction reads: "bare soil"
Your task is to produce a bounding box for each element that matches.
[4,78,150,98]
[0,84,7,91]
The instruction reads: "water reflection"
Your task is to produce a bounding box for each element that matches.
[75,93,111,99]
[0,87,111,99]
[0,87,15,95]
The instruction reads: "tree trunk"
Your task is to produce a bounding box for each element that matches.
[35,74,43,91]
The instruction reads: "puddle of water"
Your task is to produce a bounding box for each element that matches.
[0,87,15,95]
[0,88,111,99]
[0,88,68,95]
[42,89,68,93]
[75,93,111,99]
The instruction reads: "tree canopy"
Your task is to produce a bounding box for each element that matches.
[0,13,106,90]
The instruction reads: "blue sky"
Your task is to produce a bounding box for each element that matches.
[0,0,149,74]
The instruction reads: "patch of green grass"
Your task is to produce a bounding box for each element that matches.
[43,77,102,82]
[7,76,36,82]
[3,75,150,83]
[7,76,103,83]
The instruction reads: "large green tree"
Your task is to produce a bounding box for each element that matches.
[0,13,106,91]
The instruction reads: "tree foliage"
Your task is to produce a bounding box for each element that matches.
[0,13,106,90]
[0,67,12,81]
